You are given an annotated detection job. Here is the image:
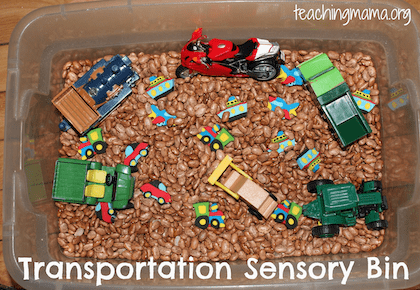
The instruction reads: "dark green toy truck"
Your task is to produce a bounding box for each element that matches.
[297,53,372,147]
[303,179,388,238]
[52,158,135,210]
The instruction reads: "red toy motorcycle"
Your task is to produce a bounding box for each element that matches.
[176,28,285,81]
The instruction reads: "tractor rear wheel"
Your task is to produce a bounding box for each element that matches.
[307,179,334,193]
[367,219,388,231]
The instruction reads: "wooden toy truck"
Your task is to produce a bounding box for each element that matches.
[208,155,278,219]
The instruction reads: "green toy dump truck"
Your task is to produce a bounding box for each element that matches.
[297,53,372,147]
[303,179,388,238]
[52,158,135,210]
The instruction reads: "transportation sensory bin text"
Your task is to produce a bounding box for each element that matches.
[55,45,385,262]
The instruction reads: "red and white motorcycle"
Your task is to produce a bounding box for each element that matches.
[176,28,285,81]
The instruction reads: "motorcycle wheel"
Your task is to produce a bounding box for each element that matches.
[176,65,195,79]
[250,60,279,81]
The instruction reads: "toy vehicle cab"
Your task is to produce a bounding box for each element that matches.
[208,155,278,219]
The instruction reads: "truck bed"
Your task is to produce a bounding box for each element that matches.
[52,158,90,203]
[52,86,100,134]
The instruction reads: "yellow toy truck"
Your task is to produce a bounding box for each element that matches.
[208,155,278,220]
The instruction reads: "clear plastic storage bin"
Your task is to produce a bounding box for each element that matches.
[4,0,420,289]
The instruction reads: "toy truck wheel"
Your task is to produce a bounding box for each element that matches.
[86,149,95,159]
[201,136,211,145]
[373,180,383,192]
[274,213,285,223]
[176,65,194,79]
[285,215,298,229]
[158,197,166,205]
[210,139,223,151]
[307,179,334,193]
[195,216,209,229]
[106,174,116,186]
[248,207,263,220]
[93,141,107,154]
[143,191,152,199]
[366,219,388,231]
[211,219,220,229]
[312,224,340,238]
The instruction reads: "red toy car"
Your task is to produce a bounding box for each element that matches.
[140,180,172,205]
[124,142,149,172]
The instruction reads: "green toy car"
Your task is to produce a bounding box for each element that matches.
[52,158,135,221]
[297,53,372,147]
[303,179,388,238]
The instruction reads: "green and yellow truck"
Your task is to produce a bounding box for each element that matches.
[52,158,135,212]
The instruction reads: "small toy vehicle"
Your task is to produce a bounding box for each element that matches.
[303,179,388,238]
[124,143,149,172]
[208,155,278,220]
[52,158,135,223]
[271,200,302,229]
[197,124,234,152]
[95,202,116,223]
[53,54,139,135]
[297,53,371,147]
[176,28,284,81]
[140,180,172,205]
[146,76,174,100]
[388,85,409,111]
[78,128,108,160]
[193,202,226,229]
